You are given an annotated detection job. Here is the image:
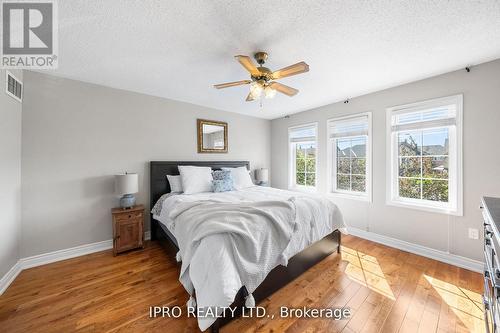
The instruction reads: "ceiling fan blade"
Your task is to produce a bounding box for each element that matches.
[245,92,256,101]
[271,61,309,80]
[269,82,299,96]
[213,80,252,89]
[235,55,260,75]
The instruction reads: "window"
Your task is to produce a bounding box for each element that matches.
[328,113,372,200]
[387,95,463,215]
[288,123,317,190]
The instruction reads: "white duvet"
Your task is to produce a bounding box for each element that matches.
[153,186,345,331]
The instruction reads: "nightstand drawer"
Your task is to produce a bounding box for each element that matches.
[115,211,143,222]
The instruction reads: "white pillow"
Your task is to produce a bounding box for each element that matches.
[178,166,213,194]
[223,166,254,190]
[166,175,183,193]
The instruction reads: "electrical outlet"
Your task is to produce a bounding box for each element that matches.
[468,228,479,240]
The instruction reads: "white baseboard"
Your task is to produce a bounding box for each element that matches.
[0,261,22,295]
[348,227,483,273]
[19,239,114,269]
[0,231,152,295]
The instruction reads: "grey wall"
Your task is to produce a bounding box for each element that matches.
[0,69,23,276]
[21,71,271,257]
[272,59,500,262]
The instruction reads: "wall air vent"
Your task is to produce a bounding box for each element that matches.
[6,71,22,102]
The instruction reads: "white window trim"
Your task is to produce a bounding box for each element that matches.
[386,94,463,216]
[327,112,372,202]
[288,122,318,192]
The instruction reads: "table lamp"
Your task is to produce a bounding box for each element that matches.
[115,173,138,209]
[255,168,269,186]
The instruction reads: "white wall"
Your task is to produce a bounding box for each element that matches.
[21,71,271,257]
[271,59,500,262]
[0,69,23,276]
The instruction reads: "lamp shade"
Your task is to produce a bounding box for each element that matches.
[255,168,269,183]
[115,173,138,195]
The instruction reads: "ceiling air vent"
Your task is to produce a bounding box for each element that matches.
[6,71,22,102]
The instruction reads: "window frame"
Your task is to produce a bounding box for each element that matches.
[327,112,372,202]
[386,94,463,216]
[288,122,318,192]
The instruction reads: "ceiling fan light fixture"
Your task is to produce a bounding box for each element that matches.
[264,86,276,99]
[250,81,263,97]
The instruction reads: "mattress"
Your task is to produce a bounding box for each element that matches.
[153,186,345,259]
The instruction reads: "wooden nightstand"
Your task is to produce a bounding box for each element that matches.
[111,205,144,256]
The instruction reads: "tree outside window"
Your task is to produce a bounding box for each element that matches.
[398,128,449,202]
[295,142,316,187]
[336,136,367,192]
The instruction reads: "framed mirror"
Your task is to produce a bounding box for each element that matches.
[197,119,228,153]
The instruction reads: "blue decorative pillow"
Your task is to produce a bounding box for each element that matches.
[212,170,234,192]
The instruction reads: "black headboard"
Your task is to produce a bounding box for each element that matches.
[149,161,250,210]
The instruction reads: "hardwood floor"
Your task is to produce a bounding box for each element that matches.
[0,235,484,333]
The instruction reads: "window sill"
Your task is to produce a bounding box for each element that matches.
[328,192,371,202]
[386,199,462,216]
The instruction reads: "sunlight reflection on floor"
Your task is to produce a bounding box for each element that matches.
[342,246,395,300]
[424,275,485,333]
[341,245,486,332]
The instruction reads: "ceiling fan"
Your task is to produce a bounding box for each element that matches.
[214,52,309,102]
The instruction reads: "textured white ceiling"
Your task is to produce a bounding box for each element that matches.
[43,0,500,119]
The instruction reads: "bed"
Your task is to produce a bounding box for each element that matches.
[149,161,344,332]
